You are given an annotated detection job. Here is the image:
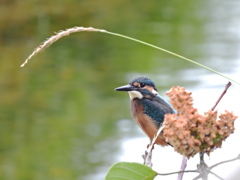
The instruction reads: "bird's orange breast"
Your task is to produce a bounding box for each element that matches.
[131,99,168,146]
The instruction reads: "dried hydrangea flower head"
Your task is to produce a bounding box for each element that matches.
[163,86,237,158]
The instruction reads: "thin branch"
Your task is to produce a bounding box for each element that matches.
[211,81,232,111]
[194,145,238,179]
[193,174,203,180]
[209,171,224,180]
[156,151,240,179]
[158,169,198,176]
[150,125,165,151]
[209,154,240,170]
[200,152,205,164]
[143,125,165,167]
[199,81,232,172]
[196,160,209,180]
[177,156,188,180]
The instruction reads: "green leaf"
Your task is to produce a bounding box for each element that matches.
[105,162,157,180]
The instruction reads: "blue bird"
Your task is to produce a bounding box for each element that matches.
[115,77,174,146]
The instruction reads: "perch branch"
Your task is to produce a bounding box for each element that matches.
[143,125,165,167]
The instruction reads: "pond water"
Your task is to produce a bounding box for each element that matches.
[0,0,240,180]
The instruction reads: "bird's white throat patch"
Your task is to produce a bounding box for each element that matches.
[128,91,143,100]
[151,89,158,95]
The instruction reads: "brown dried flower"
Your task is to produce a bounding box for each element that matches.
[163,86,237,158]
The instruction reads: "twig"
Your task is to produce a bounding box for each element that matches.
[158,169,198,176]
[194,150,240,180]
[197,161,209,180]
[200,152,205,164]
[201,154,240,180]
[177,156,188,180]
[193,154,240,180]
[198,81,232,171]
[209,171,224,180]
[209,154,240,170]
[193,163,225,180]
[143,125,165,167]
[211,81,232,111]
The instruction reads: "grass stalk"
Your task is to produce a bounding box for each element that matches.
[21,26,240,85]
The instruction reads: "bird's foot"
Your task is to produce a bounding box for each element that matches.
[142,150,153,167]
[147,143,155,149]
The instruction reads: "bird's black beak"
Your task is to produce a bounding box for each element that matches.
[114,84,136,91]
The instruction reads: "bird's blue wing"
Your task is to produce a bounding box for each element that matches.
[141,95,175,127]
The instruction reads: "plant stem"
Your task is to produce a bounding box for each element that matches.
[177,156,188,180]
[211,81,232,111]
[103,31,240,85]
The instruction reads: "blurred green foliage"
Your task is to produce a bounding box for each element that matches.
[0,0,207,179]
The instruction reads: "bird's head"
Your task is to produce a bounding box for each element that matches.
[115,77,158,100]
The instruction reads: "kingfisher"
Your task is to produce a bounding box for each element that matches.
[115,77,175,146]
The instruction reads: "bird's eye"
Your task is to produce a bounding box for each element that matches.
[139,83,145,87]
